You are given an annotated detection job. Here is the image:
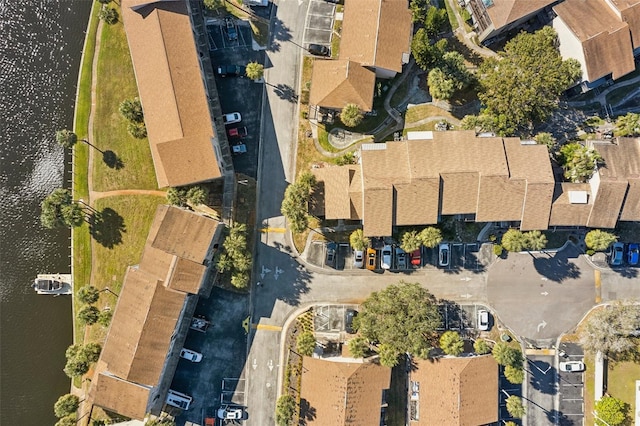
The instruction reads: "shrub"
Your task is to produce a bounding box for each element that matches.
[493,244,503,256]
[473,338,491,355]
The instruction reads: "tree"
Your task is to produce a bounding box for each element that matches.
[428,68,455,101]
[186,186,208,206]
[579,303,640,356]
[419,227,442,248]
[77,305,100,325]
[460,113,498,134]
[83,342,102,363]
[492,342,522,368]
[409,0,430,22]
[440,52,471,89]
[348,336,369,358]
[98,309,113,327]
[439,331,464,356]
[245,62,264,81]
[423,6,447,37]
[98,6,118,25]
[54,394,80,418]
[216,253,233,273]
[64,357,90,378]
[127,121,147,139]
[55,415,77,426]
[119,98,144,123]
[231,272,250,289]
[411,29,447,70]
[524,230,547,251]
[501,229,527,252]
[340,104,363,128]
[204,0,225,10]
[378,343,400,367]
[594,395,628,426]
[281,172,317,234]
[477,27,581,134]
[559,142,601,183]
[504,365,524,384]
[473,338,491,355]
[167,187,188,207]
[357,282,442,361]
[41,188,85,229]
[534,132,557,153]
[77,285,100,305]
[56,129,78,149]
[585,229,617,251]
[275,395,296,426]
[400,230,422,253]
[349,229,370,251]
[296,331,316,356]
[66,344,83,360]
[146,419,176,426]
[615,112,640,137]
[505,422,517,426]
[505,395,525,419]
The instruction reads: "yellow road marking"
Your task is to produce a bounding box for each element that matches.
[260,227,286,233]
[594,269,601,304]
[252,324,282,331]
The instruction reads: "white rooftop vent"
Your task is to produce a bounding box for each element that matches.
[361,143,387,151]
[568,191,588,204]
[477,132,496,138]
[406,131,434,140]
[520,139,537,145]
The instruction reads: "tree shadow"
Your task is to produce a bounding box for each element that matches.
[299,398,316,425]
[102,150,124,170]
[546,409,574,426]
[270,83,298,103]
[532,249,581,282]
[268,14,290,52]
[90,207,126,248]
[527,359,558,395]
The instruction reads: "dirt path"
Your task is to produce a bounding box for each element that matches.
[90,189,166,200]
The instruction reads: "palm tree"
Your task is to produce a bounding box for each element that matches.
[77,285,100,305]
[55,129,103,153]
[349,229,370,251]
[524,230,547,251]
[40,188,85,229]
[400,230,421,253]
[419,226,443,248]
[501,229,527,252]
[245,62,264,81]
[505,395,525,419]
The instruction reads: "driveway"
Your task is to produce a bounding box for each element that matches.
[526,355,557,426]
[556,343,585,426]
[302,0,335,47]
[487,244,596,343]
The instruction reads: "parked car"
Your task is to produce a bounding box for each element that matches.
[166,390,192,410]
[627,243,639,266]
[610,242,624,266]
[189,316,210,332]
[345,309,358,334]
[180,348,203,362]
[227,126,248,138]
[438,243,450,267]
[217,406,243,420]
[325,242,337,267]
[410,248,421,266]
[216,64,246,77]
[232,142,247,155]
[308,43,330,56]
[366,247,377,270]
[223,112,241,124]
[477,309,490,331]
[395,247,407,269]
[559,361,585,372]
[225,17,238,41]
[381,245,392,269]
[353,250,364,268]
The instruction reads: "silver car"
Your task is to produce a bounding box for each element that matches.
[353,250,364,268]
[395,247,407,269]
[381,245,392,269]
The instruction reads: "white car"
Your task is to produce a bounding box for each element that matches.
[353,250,364,268]
[180,348,203,362]
[559,361,585,372]
[477,309,489,331]
[381,245,392,269]
[217,406,243,420]
[223,112,241,124]
[438,243,450,267]
[166,389,192,410]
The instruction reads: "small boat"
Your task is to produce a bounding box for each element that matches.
[32,274,72,295]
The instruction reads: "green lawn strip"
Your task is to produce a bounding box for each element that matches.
[403,122,438,136]
[92,195,167,296]
[93,11,157,192]
[606,360,640,419]
[443,0,458,31]
[583,352,595,425]
[405,104,457,125]
[331,15,342,58]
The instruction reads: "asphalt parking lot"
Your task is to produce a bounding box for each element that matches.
[171,288,250,424]
[303,0,335,48]
[499,370,523,424]
[436,303,491,334]
[557,343,585,425]
[207,18,264,179]
[526,355,557,426]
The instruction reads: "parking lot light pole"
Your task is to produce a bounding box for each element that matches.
[287,39,309,53]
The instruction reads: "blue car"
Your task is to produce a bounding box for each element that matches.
[610,242,624,266]
[628,243,639,266]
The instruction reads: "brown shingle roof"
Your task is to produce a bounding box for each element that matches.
[340,0,412,73]
[441,172,480,214]
[476,176,526,221]
[410,356,499,426]
[91,373,151,420]
[549,183,593,226]
[486,0,556,29]
[607,0,640,49]
[588,180,629,228]
[121,0,221,188]
[554,0,635,81]
[394,179,440,225]
[521,182,554,230]
[309,60,376,111]
[621,179,640,220]
[364,187,394,236]
[300,357,391,425]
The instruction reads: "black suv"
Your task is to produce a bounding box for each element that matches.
[308,43,330,57]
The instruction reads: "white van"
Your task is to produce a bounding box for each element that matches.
[166,389,192,410]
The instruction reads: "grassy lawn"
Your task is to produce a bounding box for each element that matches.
[93,12,157,191]
[405,104,457,125]
[607,361,640,417]
[91,195,167,295]
[331,10,342,58]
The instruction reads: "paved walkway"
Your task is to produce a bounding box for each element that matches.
[444,0,497,59]
[565,73,640,109]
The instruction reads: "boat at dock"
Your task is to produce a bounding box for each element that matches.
[32,274,73,295]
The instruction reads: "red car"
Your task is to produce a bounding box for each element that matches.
[410,249,421,266]
[227,126,248,138]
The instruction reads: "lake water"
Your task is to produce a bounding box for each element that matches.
[0,1,91,423]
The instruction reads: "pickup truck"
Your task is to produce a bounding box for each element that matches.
[216,64,246,77]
